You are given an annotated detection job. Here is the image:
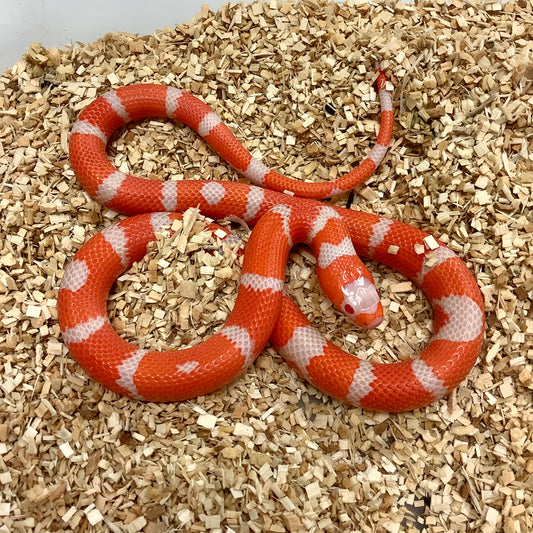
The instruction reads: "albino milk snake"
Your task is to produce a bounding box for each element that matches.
[58,69,485,412]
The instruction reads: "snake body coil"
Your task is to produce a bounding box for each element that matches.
[58,71,485,412]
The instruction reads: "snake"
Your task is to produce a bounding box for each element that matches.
[57,69,485,412]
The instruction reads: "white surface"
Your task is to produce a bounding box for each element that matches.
[0,0,254,72]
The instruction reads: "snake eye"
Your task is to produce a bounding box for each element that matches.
[343,303,355,316]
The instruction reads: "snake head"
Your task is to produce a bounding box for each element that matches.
[340,277,383,329]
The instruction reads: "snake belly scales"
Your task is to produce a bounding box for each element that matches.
[57,69,485,412]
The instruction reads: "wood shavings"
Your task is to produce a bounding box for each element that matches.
[0,1,532,532]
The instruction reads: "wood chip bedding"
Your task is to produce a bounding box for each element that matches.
[0,1,532,532]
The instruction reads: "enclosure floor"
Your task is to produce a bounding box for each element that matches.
[0,1,532,532]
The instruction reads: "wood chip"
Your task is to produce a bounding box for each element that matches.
[197,413,218,430]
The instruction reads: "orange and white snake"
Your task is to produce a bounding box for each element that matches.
[58,70,485,412]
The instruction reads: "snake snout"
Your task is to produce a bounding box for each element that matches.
[355,307,384,330]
